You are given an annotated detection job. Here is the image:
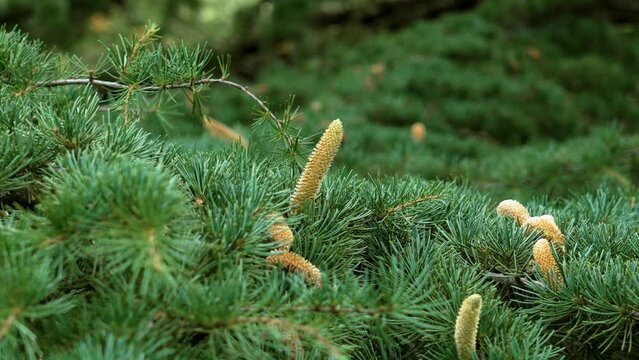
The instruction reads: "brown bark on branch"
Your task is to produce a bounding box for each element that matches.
[485,272,545,288]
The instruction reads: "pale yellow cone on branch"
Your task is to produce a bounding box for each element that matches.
[410,122,426,143]
[455,294,482,360]
[523,215,565,246]
[496,199,530,225]
[266,251,322,287]
[268,213,294,251]
[533,238,564,289]
[290,119,343,211]
[203,117,248,148]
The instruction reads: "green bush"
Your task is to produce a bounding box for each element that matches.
[193,10,639,200]
[1,25,638,359]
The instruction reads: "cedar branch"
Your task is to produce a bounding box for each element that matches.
[486,273,639,320]
[35,77,295,150]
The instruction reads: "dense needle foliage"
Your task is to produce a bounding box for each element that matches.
[0,16,638,360]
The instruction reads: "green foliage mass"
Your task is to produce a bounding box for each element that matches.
[200,7,639,200]
[0,23,638,360]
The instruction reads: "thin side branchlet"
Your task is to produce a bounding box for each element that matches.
[496,199,530,225]
[266,251,322,288]
[523,215,565,246]
[268,213,295,251]
[532,238,564,289]
[454,294,482,360]
[290,119,343,211]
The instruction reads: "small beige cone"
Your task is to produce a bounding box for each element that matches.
[268,213,294,251]
[496,199,530,225]
[410,122,426,143]
[533,239,564,289]
[266,251,322,288]
[523,215,565,246]
[203,117,248,148]
[455,294,482,360]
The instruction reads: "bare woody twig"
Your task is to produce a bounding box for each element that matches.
[380,194,442,220]
[236,304,393,319]
[485,272,545,288]
[240,304,392,317]
[37,78,128,89]
[289,304,392,316]
[193,315,342,358]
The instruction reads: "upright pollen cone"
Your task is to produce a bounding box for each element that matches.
[533,238,564,289]
[496,199,530,225]
[290,119,344,211]
[455,294,482,360]
[523,215,565,246]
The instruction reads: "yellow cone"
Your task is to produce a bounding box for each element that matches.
[203,117,248,148]
[455,294,482,360]
[268,213,294,251]
[410,122,426,143]
[496,199,530,225]
[290,119,343,211]
[523,215,565,246]
[533,238,564,289]
[266,251,322,288]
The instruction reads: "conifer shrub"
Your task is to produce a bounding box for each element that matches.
[1,25,638,360]
[200,10,639,199]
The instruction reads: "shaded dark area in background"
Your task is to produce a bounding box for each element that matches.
[2,0,483,77]
[4,0,638,75]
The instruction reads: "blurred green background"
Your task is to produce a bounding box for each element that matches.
[2,0,638,200]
